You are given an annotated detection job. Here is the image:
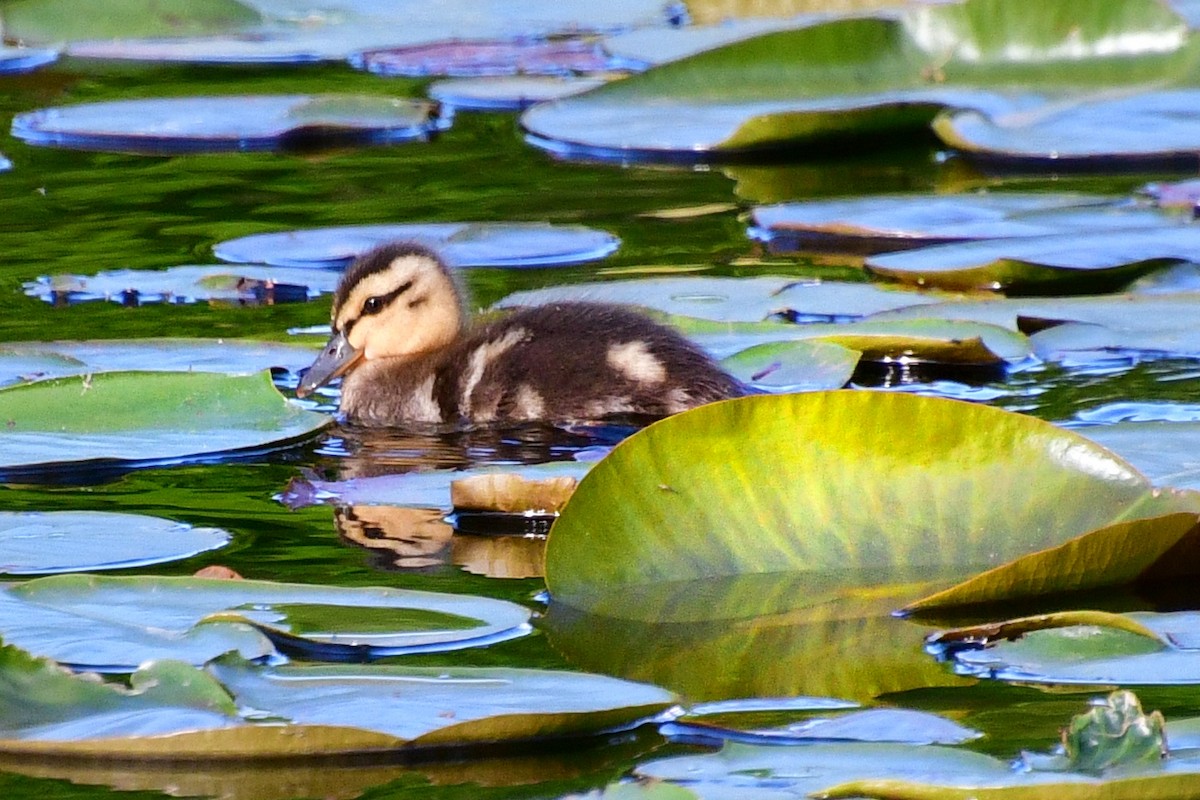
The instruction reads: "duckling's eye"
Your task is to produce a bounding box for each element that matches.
[362,296,384,315]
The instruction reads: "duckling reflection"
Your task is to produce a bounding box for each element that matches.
[297,242,743,425]
[334,505,544,579]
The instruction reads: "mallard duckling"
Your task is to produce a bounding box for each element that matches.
[296,242,743,425]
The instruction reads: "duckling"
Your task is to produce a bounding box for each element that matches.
[295,242,744,425]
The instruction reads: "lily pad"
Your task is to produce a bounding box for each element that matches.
[0,370,329,475]
[354,38,618,77]
[665,707,981,747]
[0,0,260,42]
[935,90,1200,166]
[750,195,1168,255]
[719,339,860,391]
[24,265,342,306]
[55,0,672,64]
[213,222,619,269]
[935,609,1200,686]
[495,277,949,323]
[11,95,440,155]
[0,574,531,669]
[429,76,608,111]
[0,46,58,74]
[683,316,1031,365]
[544,391,1192,622]
[864,226,1200,294]
[0,511,229,575]
[0,340,318,388]
[522,0,1196,161]
[0,643,675,758]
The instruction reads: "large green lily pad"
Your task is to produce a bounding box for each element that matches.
[0,0,260,42]
[0,642,675,758]
[0,511,229,575]
[1081,422,1200,490]
[0,370,329,474]
[0,574,531,668]
[544,392,1195,621]
[522,0,1198,160]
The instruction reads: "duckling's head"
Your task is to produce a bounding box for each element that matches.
[296,242,465,398]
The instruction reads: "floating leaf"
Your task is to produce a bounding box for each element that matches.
[666,707,981,747]
[685,316,1030,365]
[214,222,619,269]
[544,392,1192,621]
[0,511,229,575]
[495,277,948,323]
[935,90,1200,167]
[25,264,342,305]
[0,0,259,42]
[0,371,329,475]
[523,0,1196,161]
[0,574,531,669]
[719,339,860,391]
[11,95,440,154]
[0,46,58,74]
[750,194,1167,255]
[0,642,674,758]
[354,38,618,77]
[865,226,1200,294]
[0,340,318,388]
[935,609,1200,686]
[429,76,608,111]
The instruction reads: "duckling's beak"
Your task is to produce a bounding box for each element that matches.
[296,329,362,398]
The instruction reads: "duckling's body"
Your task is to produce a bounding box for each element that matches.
[297,242,744,426]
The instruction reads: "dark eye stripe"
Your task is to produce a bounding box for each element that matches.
[344,280,415,334]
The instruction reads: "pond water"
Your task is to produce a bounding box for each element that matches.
[3,50,1200,800]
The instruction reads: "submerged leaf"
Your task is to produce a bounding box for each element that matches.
[0,574,530,668]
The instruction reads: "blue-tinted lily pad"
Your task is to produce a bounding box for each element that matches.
[0,370,329,475]
[0,46,58,74]
[750,194,1167,255]
[936,90,1200,166]
[1075,422,1200,491]
[213,222,619,268]
[0,154,11,172]
[429,76,607,111]
[0,574,531,669]
[665,707,981,747]
[0,512,229,575]
[354,38,618,77]
[523,0,1195,162]
[939,610,1200,686]
[25,264,341,305]
[57,0,672,64]
[495,276,949,322]
[720,339,860,391]
[11,95,440,155]
[865,227,1200,293]
[0,340,317,388]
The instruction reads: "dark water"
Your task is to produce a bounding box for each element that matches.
[3,60,1200,799]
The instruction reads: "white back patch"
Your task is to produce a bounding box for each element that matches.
[459,328,528,416]
[607,340,666,385]
[512,384,546,419]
